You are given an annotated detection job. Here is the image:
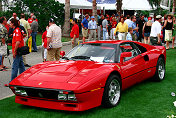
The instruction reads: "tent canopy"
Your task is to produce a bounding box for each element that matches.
[92,0,169,10]
[57,0,101,9]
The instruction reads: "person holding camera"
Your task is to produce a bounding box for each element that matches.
[10,18,25,81]
[150,15,162,46]
[47,18,62,61]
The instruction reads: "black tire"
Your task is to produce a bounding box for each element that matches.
[102,75,122,108]
[153,57,165,82]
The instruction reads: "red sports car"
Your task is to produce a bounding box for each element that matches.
[8,40,166,111]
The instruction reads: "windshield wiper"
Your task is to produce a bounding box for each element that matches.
[62,57,70,60]
[71,56,94,61]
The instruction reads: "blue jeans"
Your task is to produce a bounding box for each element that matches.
[0,55,2,65]
[31,32,37,51]
[11,55,25,81]
[103,28,107,40]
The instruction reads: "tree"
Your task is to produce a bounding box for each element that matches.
[92,0,97,21]
[116,0,122,16]
[2,0,64,32]
[63,0,70,37]
[148,0,162,8]
[0,0,2,11]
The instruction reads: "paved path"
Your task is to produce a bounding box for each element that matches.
[0,44,72,100]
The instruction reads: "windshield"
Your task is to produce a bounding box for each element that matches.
[64,43,117,63]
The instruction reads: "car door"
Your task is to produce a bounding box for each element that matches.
[119,42,147,89]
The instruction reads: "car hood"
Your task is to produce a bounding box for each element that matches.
[10,60,112,91]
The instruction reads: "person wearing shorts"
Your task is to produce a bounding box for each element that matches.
[81,14,89,43]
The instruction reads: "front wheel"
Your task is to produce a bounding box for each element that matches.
[102,75,121,108]
[153,57,165,81]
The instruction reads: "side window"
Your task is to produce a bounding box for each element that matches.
[119,43,139,61]
[134,43,147,53]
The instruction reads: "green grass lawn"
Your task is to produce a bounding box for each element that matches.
[7,34,71,50]
[0,49,176,118]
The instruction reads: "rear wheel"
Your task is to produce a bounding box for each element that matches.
[102,75,121,108]
[153,57,165,81]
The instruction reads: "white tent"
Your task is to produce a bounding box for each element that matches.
[57,0,101,9]
[122,0,153,10]
[97,0,169,10]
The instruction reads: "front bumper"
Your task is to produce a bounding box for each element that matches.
[15,88,104,111]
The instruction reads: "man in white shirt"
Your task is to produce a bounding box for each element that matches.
[150,15,162,46]
[88,16,97,41]
[47,18,62,61]
[124,15,132,26]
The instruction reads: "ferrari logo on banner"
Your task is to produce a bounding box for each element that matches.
[28,36,32,52]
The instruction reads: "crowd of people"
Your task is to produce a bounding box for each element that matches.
[76,13,176,48]
[0,12,176,82]
[0,12,39,82]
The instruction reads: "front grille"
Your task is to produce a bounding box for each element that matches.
[17,87,59,100]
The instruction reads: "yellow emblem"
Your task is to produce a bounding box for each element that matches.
[38,82,42,85]
[116,65,120,69]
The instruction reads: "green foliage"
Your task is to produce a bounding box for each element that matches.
[148,0,162,8]
[2,0,65,32]
[139,9,168,17]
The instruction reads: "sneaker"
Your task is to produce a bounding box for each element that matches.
[24,64,31,67]
[32,50,37,52]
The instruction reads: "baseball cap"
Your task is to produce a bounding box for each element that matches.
[49,18,54,23]
[91,16,95,19]
[148,17,152,20]
[156,15,162,19]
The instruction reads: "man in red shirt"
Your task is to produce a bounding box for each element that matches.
[10,18,25,81]
[42,26,48,62]
[70,18,79,48]
[28,13,38,25]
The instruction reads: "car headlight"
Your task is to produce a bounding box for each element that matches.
[14,87,28,96]
[68,94,77,101]
[58,91,77,101]
[20,90,28,96]
[15,90,21,94]
[58,94,67,100]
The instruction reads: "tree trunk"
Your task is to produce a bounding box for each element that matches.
[63,0,70,37]
[92,0,97,22]
[116,0,122,16]
[173,0,175,14]
[0,0,2,11]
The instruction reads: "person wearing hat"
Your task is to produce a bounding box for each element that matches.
[163,14,174,49]
[150,15,162,46]
[88,16,97,41]
[70,18,79,48]
[31,15,38,52]
[142,17,152,44]
[46,18,62,61]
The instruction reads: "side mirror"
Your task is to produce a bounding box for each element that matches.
[60,51,65,57]
[120,52,132,64]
